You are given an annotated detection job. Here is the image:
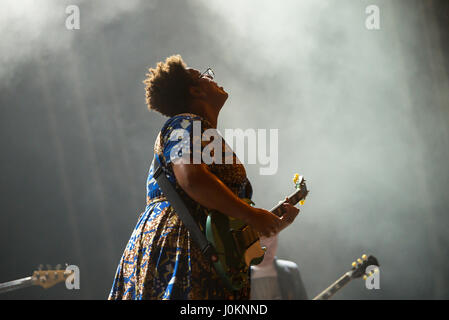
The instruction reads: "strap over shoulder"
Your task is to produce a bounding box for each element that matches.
[152,153,218,263]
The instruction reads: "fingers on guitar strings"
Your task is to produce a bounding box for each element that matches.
[278,197,289,205]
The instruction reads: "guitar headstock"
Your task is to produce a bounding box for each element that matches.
[268,173,309,217]
[312,254,380,300]
[32,264,73,289]
[292,173,309,205]
[350,254,379,279]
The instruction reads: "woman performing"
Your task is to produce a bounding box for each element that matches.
[108,55,300,300]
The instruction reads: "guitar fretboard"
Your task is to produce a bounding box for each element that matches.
[269,188,307,217]
[313,272,353,300]
[0,277,34,294]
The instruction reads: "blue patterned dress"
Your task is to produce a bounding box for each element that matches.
[108,114,252,300]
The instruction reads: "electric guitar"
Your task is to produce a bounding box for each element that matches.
[205,174,309,291]
[313,254,380,300]
[0,265,73,294]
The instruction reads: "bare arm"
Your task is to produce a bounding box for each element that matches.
[172,162,284,237]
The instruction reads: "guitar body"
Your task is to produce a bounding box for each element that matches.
[205,175,309,291]
[206,206,265,291]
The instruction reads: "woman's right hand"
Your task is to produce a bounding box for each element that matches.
[245,207,282,238]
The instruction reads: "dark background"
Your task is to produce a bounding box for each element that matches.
[1,0,448,299]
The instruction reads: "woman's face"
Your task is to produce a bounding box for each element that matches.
[187,68,228,109]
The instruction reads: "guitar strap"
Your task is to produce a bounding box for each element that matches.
[152,153,218,263]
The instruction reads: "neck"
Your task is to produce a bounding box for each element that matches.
[188,100,220,128]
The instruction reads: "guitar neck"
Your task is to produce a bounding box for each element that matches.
[312,272,353,300]
[269,189,304,217]
[0,276,34,295]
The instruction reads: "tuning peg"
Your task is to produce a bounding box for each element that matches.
[299,199,306,205]
[351,261,357,268]
[363,274,368,280]
[37,264,43,271]
[46,264,52,271]
[362,254,367,261]
[357,258,363,264]
[55,264,62,270]
[293,173,299,184]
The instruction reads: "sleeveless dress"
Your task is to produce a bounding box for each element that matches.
[108,114,252,300]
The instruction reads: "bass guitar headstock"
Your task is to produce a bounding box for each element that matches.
[350,254,380,279]
[312,254,380,300]
[32,264,73,289]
